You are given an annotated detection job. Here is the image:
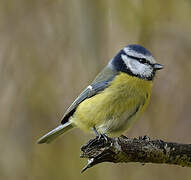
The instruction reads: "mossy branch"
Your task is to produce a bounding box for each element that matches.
[80,136,191,173]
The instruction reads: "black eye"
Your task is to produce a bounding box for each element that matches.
[139,58,147,64]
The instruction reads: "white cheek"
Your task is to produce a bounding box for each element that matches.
[121,54,153,77]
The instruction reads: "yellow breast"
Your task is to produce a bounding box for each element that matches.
[71,73,152,136]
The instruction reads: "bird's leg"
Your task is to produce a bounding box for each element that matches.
[92,126,99,137]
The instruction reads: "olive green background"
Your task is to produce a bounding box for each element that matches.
[1,1,191,180]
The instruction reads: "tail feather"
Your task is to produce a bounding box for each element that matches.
[37,122,73,144]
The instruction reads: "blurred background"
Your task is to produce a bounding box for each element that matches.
[1,0,191,180]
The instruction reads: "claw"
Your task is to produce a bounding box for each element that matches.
[98,133,108,143]
[120,135,128,139]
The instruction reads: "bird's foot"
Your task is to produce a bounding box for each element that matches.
[97,133,108,143]
[91,126,109,144]
[86,133,109,148]
[84,127,110,148]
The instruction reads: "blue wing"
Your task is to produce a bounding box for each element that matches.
[61,65,118,124]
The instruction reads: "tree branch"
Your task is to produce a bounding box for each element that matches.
[80,136,191,173]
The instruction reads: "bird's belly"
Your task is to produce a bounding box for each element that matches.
[97,105,143,136]
[71,74,152,136]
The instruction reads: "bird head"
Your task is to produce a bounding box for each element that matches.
[110,44,163,80]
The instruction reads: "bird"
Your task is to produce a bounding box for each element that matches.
[37,44,163,144]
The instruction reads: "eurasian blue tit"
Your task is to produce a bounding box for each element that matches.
[38,44,163,144]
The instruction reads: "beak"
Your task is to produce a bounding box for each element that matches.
[154,63,164,70]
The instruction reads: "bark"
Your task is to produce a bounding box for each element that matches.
[80,136,191,173]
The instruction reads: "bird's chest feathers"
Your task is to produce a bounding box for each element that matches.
[94,73,152,109]
[109,73,152,98]
[73,73,152,132]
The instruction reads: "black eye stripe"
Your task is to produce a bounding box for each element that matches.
[123,53,154,67]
